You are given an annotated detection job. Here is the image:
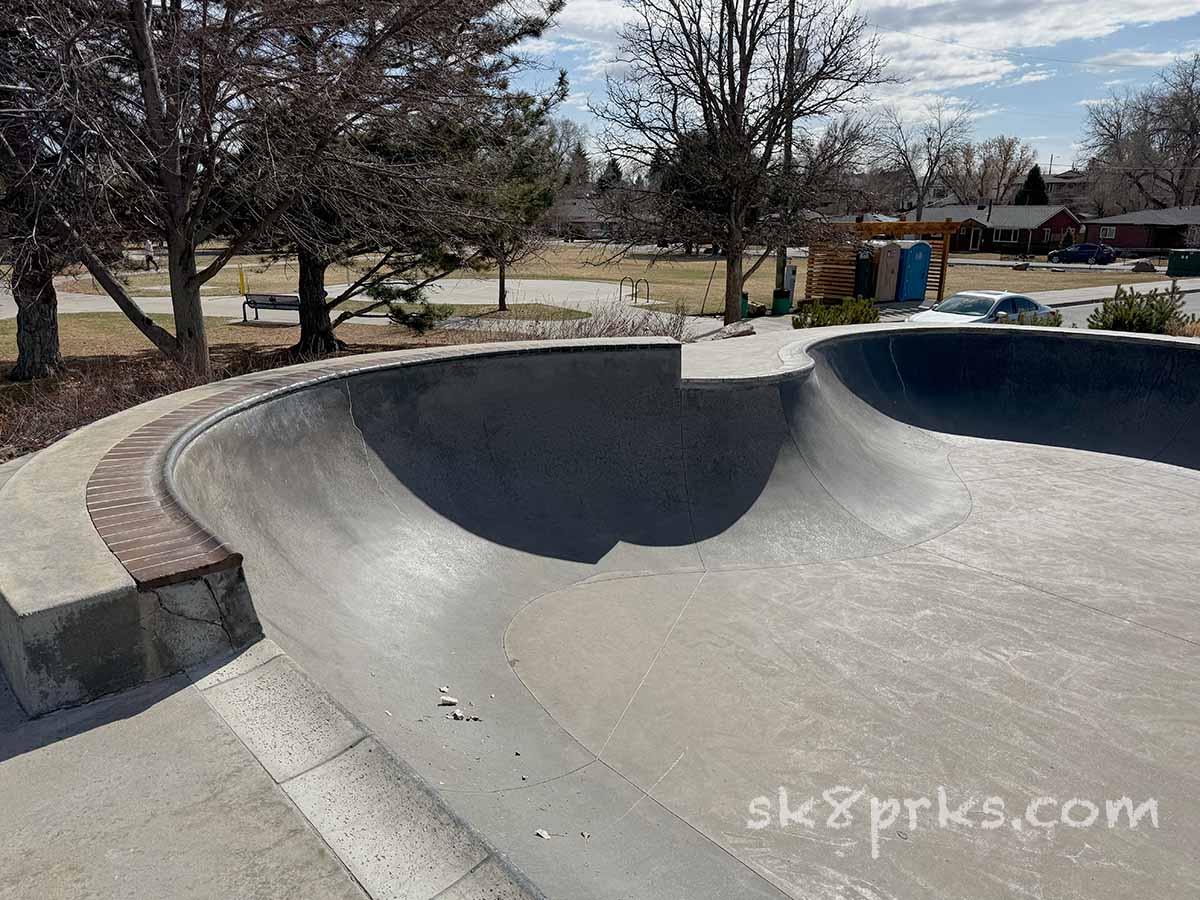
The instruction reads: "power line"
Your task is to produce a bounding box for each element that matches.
[869,22,1183,71]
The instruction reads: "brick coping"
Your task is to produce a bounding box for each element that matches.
[86,339,679,589]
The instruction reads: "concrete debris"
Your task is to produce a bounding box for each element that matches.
[449,708,466,720]
[1132,259,1157,272]
[1011,262,1030,271]
[535,829,551,840]
[438,696,459,706]
[438,685,450,692]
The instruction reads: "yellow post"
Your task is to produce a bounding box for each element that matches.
[238,266,247,295]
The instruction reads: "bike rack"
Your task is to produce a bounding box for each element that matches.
[619,275,635,304]
[634,278,650,305]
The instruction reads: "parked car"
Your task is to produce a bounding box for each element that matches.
[1048,243,1117,265]
[908,290,1056,324]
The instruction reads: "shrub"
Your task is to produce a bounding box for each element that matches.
[1007,310,1063,327]
[1086,284,1198,335]
[792,297,880,329]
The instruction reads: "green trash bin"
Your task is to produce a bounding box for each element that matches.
[740,292,749,318]
[771,288,792,316]
[1167,249,1200,278]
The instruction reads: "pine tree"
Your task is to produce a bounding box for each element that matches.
[1014,165,1049,205]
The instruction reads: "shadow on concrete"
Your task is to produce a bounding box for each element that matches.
[0,668,188,763]
[813,329,1200,471]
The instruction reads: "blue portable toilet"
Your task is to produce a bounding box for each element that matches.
[895,241,931,302]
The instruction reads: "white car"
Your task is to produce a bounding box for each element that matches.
[908,290,1056,325]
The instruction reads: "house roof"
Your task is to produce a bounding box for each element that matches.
[1044,169,1087,184]
[827,212,899,223]
[907,205,1080,229]
[1085,206,1200,226]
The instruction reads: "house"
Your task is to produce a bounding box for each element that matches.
[1043,169,1092,211]
[544,192,607,240]
[1081,207,1200,252]
[827,212,900,224]
[905,204,1082,254]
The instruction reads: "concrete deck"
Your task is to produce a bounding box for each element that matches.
[2,328,1199,898]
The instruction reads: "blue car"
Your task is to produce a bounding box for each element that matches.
[1047,243,1117,265]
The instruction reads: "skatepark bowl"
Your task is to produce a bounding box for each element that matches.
[5,323,1200,898]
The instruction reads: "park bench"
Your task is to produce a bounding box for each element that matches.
[242,293,301,321]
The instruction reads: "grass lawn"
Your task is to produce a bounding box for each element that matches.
[54,244,1167,316]
[0,312,531,462]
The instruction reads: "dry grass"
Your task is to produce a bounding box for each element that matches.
[0,302,685,460]
[53,244,1168,316]
[0,313,532,461]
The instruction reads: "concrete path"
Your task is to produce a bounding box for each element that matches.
[0,667,368,900]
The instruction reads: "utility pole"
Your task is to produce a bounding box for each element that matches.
[774,0,797,294]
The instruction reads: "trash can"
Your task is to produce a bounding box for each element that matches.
[1167,249,1200,278]
[771,288,792,316]
[854,248,876,300]
[740,292,750,318]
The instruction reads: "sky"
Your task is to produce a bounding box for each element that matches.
[518,0,1200,175]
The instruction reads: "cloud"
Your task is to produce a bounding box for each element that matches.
[1077,98,1107,106]
[1086,48,1193,67]
[1007,69,1056,86]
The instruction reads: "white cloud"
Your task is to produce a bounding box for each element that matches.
[1077,98,1107,106]
[1007,69,1056,86]
[1086,48,1192,67]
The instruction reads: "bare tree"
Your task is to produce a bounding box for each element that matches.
[594,0,885,324]
[2,0,560,375]
[878,99,974,218]
[943,135,1035,204]
[1084,54,1200,210]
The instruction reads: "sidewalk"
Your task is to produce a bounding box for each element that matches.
[0,669,367,900]
[1029,276,1200,308]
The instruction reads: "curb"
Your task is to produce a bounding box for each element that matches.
[190,640,545,900]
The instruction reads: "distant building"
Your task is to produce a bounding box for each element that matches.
[1043,169,1092,213]
[827,212,900,224]
[544,192,607,240]
[1081,206,1200,252]
[906,204,1081,254]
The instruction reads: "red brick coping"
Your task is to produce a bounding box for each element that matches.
[85,340,677,589]
[86,358,363,588]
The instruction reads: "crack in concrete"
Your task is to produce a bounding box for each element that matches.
[148,581,235,649]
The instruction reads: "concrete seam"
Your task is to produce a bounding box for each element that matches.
[188,682,375,900]
[188,651,548,900]
[595,571,705,759]
[194,648,285,693]
[591,754,793,899]
[277,733,371,786]
[426,855,492,899]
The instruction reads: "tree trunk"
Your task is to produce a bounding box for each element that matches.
[497,256,508,312]
[166,232,211,376]
[9,258,63,381]
[294,249,343,354]
[723,234,744,324]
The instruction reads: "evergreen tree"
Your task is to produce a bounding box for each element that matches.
[1014,165,1049,205]
[597,158,623,192]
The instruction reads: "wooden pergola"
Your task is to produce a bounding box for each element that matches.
[802,220,961,304]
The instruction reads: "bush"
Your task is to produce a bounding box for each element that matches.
[1086,284,1197,335]
[792,297,880,329]
[1007,310,1063,327]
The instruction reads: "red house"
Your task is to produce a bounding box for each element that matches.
[908,204,1081,254]
[1081,207,1200,252]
